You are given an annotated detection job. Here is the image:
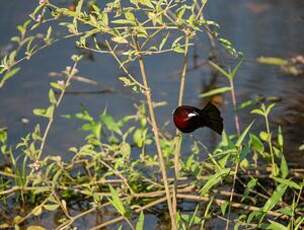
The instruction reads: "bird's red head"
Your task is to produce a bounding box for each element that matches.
[173,103,223,135]
[173,105,201,133]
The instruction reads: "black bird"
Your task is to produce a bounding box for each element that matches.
[173,102,223,135]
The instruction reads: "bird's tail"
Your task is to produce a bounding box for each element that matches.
[200,102,223,135]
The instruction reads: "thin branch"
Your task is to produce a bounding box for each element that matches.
[173,33,191,224]
[177,194,289,220]
[134,37,177,230]
[37,61,78,160]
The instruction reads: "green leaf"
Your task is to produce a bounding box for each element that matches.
[247,210,263,223]
[272,177,301,190]
[239,144,250,161]
[119,76,135,86]
[111,36,128,44]
[180,213,201,226]
[73,0,83,33]
[13,215,23,224]
[219,37,239,57]
[199,87,231,98]
[159,32,170,50]
[266,220,288,230]
[100,113,122,135]
[262,183,288,212]
[278,126,284,148]
[295,216,304,230]
[231,57,244,79]
[277,207,293,216]
[189,205,201,226]
[32,206,43,216]
[108,185,126,216]
[33,106,54,119]
[45,105,55,118]
[50,82,64,91]
[112,19,135,25]
[48,89,57,104]
[43,204,59,211]
[136,211,145,230]
[173,45,185,54]
[249,134,264,154]
[26,226,46,230]
[200,169,229,195]
[33,187,49,194]
[133,129,144,148]
[238,99,254,110]
[235,121,255,148]
[259,131,269,142]
[138,0,154,8]
[220,200,229,215]
[171,36,183,50]
[125,11,136,21]
[257,56,288,66]
[0,67,20,88]
[242,178,257,201]
[29,4,45,20]
[209,61,231,80]
[120,142,131,157]
[266,103,276,115]
[75,109,93,122]
[280,155,288,178]
[44,26,52,44]
[251,108,265,117]
[33,108,47,117]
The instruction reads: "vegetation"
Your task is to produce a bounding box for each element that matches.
[0,0,303,229]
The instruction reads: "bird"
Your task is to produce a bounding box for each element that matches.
[173,102,223,135]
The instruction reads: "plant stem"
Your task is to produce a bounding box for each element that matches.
[176,194,289,220]
[172,33,190,222]
[135,40,177,230]
[225,160,239,230]
[177,35,190,108]
[226,78,240,229]
[37,61,78,160]
[229,78,240,135]
[265,115,275,174]
[90,197,167,230]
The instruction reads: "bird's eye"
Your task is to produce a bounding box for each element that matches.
[188,112,198,118]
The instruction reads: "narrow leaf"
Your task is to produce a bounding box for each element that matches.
[0,67,20,88]
[108,185,126,216]
[231,57,244,79]
[272,178,301,190]
[199,87,231,98]
[262,183,288,212]
[209,61,231,80]
[200,169,229,195]
[235,121,255,148]
[266,220,288,230]
[136,211,145,230]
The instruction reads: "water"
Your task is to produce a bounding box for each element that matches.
[0,0,304,229]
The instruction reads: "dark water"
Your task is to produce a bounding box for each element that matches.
[0,0,304,229]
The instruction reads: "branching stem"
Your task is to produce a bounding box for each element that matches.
[134,38,177,230]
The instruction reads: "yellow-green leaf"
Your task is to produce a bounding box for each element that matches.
[32,206,43,216]
[26,226,46,230]
[199,87,231,98]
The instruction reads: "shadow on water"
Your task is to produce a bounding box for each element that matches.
[0,0,304,229]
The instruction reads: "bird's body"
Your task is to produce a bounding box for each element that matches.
[173,102,223,135]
